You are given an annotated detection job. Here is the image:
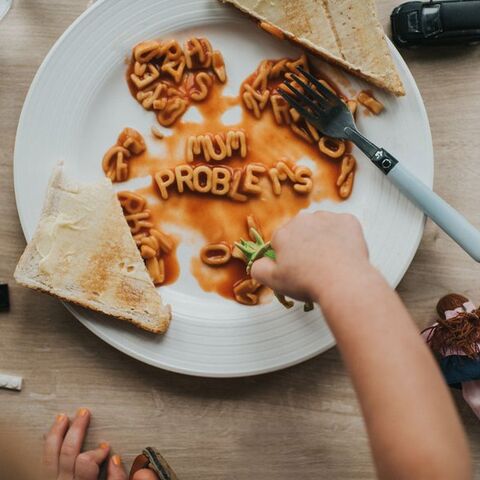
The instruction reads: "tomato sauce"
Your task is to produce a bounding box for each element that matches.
[123,55,350,300]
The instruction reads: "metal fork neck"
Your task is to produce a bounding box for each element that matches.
[344,127,378,158]
[344,127,398,175]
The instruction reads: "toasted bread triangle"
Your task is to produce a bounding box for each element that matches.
[14,166,171,334]
[220,0,405,96]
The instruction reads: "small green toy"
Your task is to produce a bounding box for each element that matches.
[235,228,314,312]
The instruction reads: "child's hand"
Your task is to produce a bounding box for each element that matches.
[42,408,157,480]
[251,212,370,302]
[255,211,473,480]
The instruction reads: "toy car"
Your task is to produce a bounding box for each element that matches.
[391,0,480,46]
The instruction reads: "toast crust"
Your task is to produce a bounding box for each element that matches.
[14,166,171,334]
[220,0,405,96]
[14,275,170,334]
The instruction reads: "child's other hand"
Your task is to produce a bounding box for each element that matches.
[43,408,128,480]
[251,212,370,302]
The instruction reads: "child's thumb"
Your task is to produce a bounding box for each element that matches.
[251,257,277,288]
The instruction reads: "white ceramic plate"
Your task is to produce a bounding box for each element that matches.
[14,0,433,377]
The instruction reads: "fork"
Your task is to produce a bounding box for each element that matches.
[278,67,480,262]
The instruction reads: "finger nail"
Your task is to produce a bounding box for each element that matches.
[56,413,66,423]
[77,408,89,417]
[99,442,109,450]
[112,455,122,466]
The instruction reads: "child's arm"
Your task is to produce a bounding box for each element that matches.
[252,212,472,480]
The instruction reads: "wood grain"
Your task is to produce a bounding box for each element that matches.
[1,1,480,478]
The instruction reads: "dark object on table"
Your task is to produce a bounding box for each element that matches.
[129,447,178,480]
[0,284,9,311]
[391,0,480,46]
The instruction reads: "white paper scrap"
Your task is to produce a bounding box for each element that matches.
[0,374,23,391]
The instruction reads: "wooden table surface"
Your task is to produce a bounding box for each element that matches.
[2,1,480,478]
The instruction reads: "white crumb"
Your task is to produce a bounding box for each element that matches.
[0,374,23,391]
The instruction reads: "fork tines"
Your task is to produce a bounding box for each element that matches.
[277,88,319,126]
[289,72,328,108]
[297,67,339,103]
[278,66,341,125]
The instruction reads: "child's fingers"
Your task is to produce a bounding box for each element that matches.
[74,444,110,480]
[132,468,160,480]
[57,408,91,479]
[43,413,70,476]
[251,257,278,289]
[107,455,128,480]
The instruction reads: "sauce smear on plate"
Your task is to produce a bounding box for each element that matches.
[121,52,356,301]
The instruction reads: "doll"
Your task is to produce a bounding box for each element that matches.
[422,294,480,418]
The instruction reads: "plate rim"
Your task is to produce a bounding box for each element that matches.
[13,0,433,377]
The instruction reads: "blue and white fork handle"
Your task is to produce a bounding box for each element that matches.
[346,127,480,262]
